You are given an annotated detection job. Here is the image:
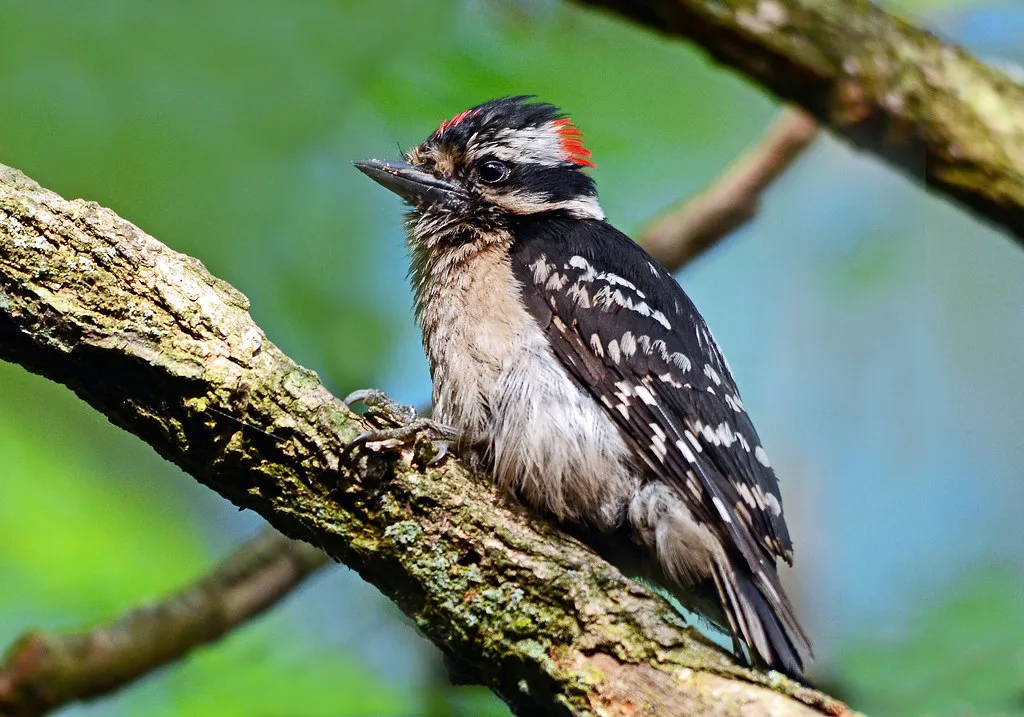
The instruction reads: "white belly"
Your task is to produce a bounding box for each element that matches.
[434,327,639,531]
[417,244,638,531]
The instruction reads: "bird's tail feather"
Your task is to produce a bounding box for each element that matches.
[712,561,810,681]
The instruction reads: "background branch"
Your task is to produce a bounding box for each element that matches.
[0,528,326,717]
[577,0,1024,247]
[0,163,854,716]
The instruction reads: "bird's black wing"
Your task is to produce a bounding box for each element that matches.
[509,216,810,671]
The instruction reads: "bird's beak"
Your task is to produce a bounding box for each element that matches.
[354,159,462,206]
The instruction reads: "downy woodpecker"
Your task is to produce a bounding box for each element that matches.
[355,96,811,678]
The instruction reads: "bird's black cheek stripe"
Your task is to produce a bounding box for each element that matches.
[508,164,597,204]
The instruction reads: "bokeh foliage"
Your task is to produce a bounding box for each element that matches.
[843,568,1024,717]
[1,0,1021,715]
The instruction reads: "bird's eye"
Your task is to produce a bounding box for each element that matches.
[476,160,510,185]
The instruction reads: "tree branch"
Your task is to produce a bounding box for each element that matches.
[576,0,1024,247]
[639,108,819,270]
[0,164,854,715]
[0,528,326,717]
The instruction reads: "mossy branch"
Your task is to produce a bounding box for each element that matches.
[0,164,853,715]
[576,0,1024,247]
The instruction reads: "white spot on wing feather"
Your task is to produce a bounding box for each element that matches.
[634,384,657,406]
[715,422,735,447]
[650,308,671,330]
[735,432,750,451]
[613,381,634,419]
[700,423,720,445]
[530,255,553,284]
[568,283,592,308]
[685,471,702,498]
[545,272,568,291]
[676,439,697,464]
[670,352,691,371]
[658,372,683,388]
[712,496,732,523]
[602,271,638,292]
[587,280,670,330]
[754,445,771,468]
[607,339,621,364]
[650,435,668,461]
[620,331,637,356]
[704,364,722,386]
[735,501,753,527]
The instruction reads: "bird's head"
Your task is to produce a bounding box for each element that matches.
[356,96,604,251]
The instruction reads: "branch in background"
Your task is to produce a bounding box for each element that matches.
[577,0,1024,247]
[640,108,819,271]
[0,528,327,717]
[0,164,856,716]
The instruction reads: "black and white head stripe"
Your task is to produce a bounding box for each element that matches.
[430,96,593,166]
[510,215,810,672]
[422,96,603,219]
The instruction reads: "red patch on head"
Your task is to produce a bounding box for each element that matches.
[552,118,595,169]
[434,107,480,137]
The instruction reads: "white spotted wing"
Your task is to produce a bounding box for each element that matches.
[509,218,795,572]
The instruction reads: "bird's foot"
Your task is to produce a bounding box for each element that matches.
[342,389,458,465]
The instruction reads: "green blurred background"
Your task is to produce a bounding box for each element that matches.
[1,0,1022,715]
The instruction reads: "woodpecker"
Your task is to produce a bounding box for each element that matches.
[354,96,811,678]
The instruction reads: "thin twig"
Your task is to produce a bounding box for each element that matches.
[0,528,328,717]
[640,108,819,271]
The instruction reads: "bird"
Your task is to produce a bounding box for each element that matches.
[354,96,812,679]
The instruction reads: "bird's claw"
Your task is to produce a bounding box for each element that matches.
[343,388,417,424]
[342,388,458,464]
[426,439,451,467]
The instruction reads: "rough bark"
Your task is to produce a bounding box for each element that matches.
[576,0,1024,247]
[0,164,854,715]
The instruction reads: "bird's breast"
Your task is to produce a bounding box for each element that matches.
[416,248,638,530]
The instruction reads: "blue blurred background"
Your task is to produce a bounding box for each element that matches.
[1,1,1022,715]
